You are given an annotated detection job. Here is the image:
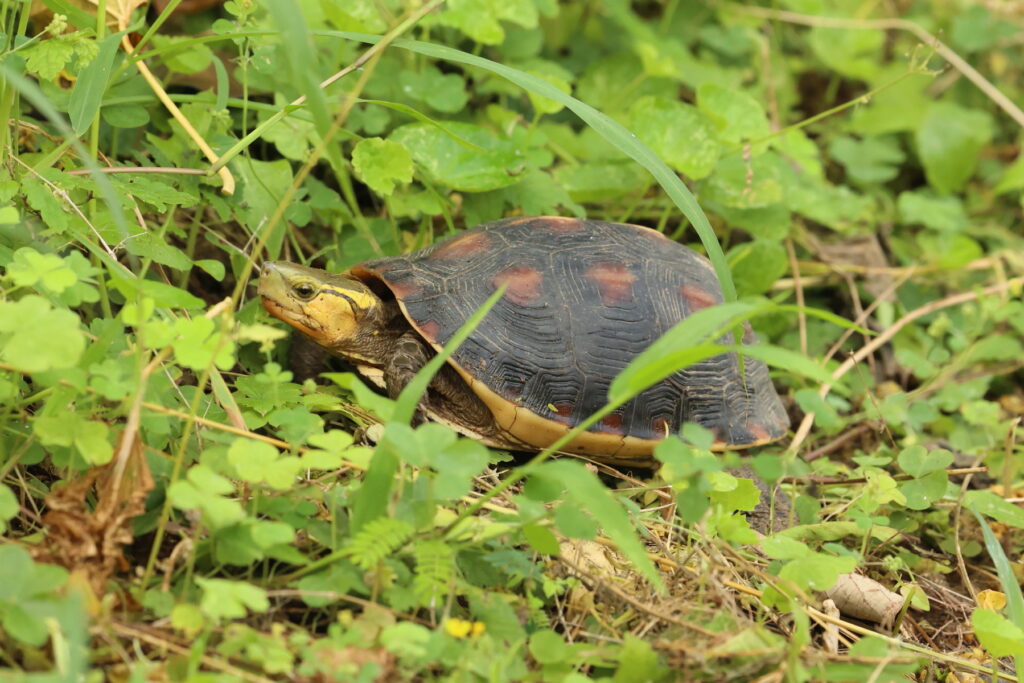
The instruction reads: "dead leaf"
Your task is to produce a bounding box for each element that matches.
[824,573,905,627]
[36,430,154,596]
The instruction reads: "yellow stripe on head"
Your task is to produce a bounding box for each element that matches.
[258,261,380,351]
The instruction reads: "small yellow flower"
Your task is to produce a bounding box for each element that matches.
[444,618,486,639]
[977,589,1007,611]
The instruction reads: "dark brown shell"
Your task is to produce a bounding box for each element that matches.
[352,217,788,447]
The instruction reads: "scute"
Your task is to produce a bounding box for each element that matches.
[353,217,788,455]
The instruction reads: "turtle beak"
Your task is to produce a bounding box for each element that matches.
[258,261,294,320]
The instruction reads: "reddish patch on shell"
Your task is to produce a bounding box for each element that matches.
[747,423,772,442]
[651,417,671,437]
[417,320,441,342]
[586,262,638,306]
[492,266,544,305]
[384,277,422,299]
[541,217,586,233]
[429,231,492,260]
[598,412,624,434]
[679,283,718,312]
[550,402,574,423]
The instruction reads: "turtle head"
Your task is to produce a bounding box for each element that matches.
[258,261,385,359]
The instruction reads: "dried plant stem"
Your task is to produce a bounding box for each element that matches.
[119,30,235,194]
[788,277,1024,456]
[107,623,273,683]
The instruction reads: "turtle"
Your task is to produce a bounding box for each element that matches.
[257,216,789,466]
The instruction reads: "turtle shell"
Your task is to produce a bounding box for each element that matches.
[349,216,788,460]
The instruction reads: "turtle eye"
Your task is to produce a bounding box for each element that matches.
[293,282,317,299]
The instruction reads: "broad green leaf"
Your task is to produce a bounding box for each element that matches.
[778,552,857,592]
[522,524,560,555]
[0,485,17,534]
[530,629,570,664]
[196,578,269,621]
[916,103,994,194]
[390,122,519,192]
[702,154,783,209]
[432,0,538,45]
[69,33,121,135]
[613,636,660,683]
[553,162,649,202]
[829,135,905,185]
[0,296,86,372]
[696,83,770,146]
[227,439,302,490]
[539,459,663,590]
[352,137,414,196]
[972,609,1024,657]
[22,36,78,81]
[899,470,948,510]
[897,446,953,478]
[628,96,718,179]
[6,248,78,293]
[897,191,968,233]
[728,240,787,296]
[808,26,882,80]
[965,491,1024,529]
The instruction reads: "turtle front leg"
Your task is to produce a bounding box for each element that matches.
[383,331,499,436]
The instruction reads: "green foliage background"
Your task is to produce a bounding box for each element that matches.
[1,0,1023,679]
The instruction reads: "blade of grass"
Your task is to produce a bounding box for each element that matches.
[971,503,1024,674]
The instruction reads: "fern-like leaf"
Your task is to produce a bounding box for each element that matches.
[413,539,455,607]
[341,517,414,570]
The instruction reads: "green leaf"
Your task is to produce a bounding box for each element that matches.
[227,439,302,490]
[972,609,1024,657]
[829,135,905,185]
[529,629,570,664]
[168,464,245,528]
[352,137,414,196]
[808,26,882,80]
[0,485,17,534]
[23,36,78,81]
[165,317,235,371]
[553,161,649,202]
[433,0,538,45]
[897,191,968,232]
[627,96,718,179]
[538,460,663,590]
[522,523,560,555]
[964,491,1024,529]
[196,578,269,621]
[614,635,661,683]
[897,446,953,478]
[708,473,761,512]
[6,248,79,293]
[899,470,948,511]
[390,122,519,192]
[0,296,86,372]
[916,103,994,194]
[696,83,770,146]
[69,33,121,135]
[727,239,787,296]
